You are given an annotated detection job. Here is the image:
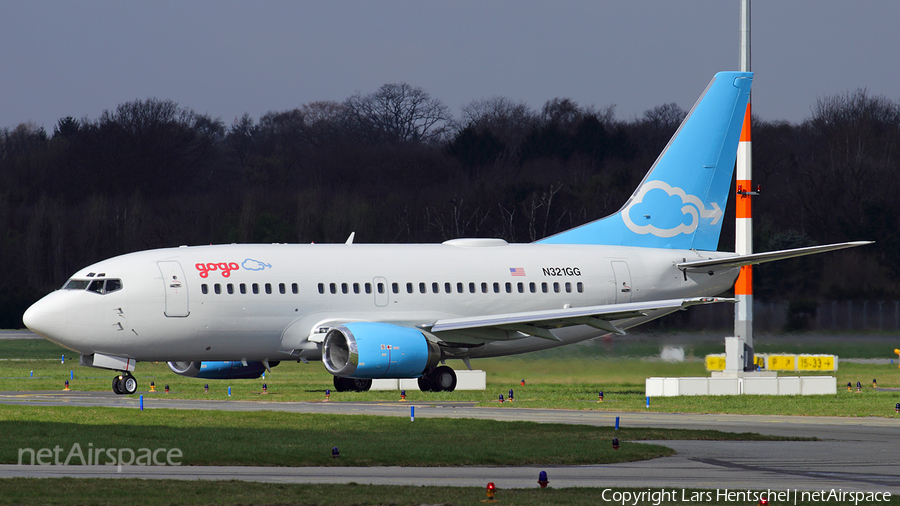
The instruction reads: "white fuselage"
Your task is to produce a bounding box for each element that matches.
[24,241,740,363]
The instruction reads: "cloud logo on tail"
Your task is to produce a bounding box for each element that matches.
[622,181,722,238]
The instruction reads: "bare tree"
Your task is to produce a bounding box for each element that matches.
[460,96,537,148]
[345,83,452,144]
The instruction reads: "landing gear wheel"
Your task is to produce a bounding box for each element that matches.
[122,374,138,395]
[430,366,457,392]
[417,376,433,392]
[349,378,372,392]
[333,376,372,392]
[112,376,123,395]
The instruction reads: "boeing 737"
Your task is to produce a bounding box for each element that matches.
[23,72,868,394]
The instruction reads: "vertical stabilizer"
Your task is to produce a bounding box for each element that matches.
[539,72,752,251]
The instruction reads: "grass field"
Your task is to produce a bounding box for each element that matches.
[0,404,810,468]
[2,339,900,417]
[2,479,897,506]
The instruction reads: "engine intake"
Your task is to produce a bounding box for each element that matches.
[322,322,440,379]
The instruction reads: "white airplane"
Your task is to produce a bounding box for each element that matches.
[23,72,868,395]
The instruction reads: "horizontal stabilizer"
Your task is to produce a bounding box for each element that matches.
[677,241,873,271]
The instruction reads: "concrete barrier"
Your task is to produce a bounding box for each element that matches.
[646,375,836,396]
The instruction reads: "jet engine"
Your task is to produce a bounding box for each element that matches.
[166,360,277,379]
[322,322,441,379]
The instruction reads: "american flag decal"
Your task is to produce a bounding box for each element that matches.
[510,267,525,276]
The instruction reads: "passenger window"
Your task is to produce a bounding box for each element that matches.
[105,279,122,293]
[541,282,548,293]
[227,283,234,294]
[565,282,572,293]
[457,282,464,294]
[529,282,536,293]
[517,282,524,293]
[505,282,512,293]
[432,282,439,294]
[366,283,373,294]
[406,282,413,294]
[377,282,384,294]
[493,282,500,293]
[329,283,336,294]
[392,282,399,294]
[419,282,426,294]
[444,282,452,293]
[214,284,222,295]
[468,282,476,294]
[253,283,260,294]
[318,283,324,294]
[577,282,584,293]
[481,282,488,293]
[341,283,348,294]
[553,282,560,293]
[292,283,299,294]
[241,283,247,294]
[279,283,286,294]
[88,279,104,294]
[353,283,360,294]
[201,284,208,294]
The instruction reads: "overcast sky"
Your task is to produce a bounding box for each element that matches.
[3,1,898,131]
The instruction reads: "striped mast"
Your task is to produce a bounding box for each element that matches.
[735,0,754,370]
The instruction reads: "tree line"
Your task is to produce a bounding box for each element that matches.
[1,83,898,329]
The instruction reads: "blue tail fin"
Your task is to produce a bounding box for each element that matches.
[539,71,752,250]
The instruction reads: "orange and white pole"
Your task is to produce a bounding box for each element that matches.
[734,0,754,371]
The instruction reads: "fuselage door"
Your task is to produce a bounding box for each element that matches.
[611,261,633,304]
[373,276,389,307]
[158,261,189,317]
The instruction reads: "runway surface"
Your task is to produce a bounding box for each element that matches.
[1,391,899,492]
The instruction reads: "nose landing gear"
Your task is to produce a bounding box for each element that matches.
[112,373,138,395]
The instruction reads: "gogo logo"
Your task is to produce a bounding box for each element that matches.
[195,262,240,278]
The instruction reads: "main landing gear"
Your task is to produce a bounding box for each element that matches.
[417,365,457,392]
[332,366,458,393]
[333,376,373,392]
[112,373,137,395]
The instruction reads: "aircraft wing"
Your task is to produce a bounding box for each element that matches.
[677,241,872,272]
[424,297,735,341]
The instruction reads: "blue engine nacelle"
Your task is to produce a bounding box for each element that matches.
[166,360,277,379]
[322,322,441,379]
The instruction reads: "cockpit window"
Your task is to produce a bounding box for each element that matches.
[63,279,90,290]
[63,278,123,294]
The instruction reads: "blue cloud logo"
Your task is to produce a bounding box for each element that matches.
[242,259,272,271]
[621,181,722,237]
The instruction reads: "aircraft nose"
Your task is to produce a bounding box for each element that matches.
[23,293,67,339]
